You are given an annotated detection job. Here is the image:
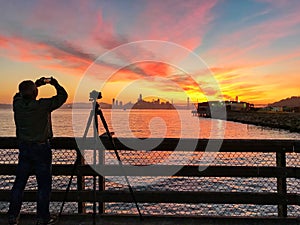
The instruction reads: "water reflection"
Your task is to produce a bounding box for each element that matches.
[1,108,300,139]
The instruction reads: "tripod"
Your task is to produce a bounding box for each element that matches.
[59,92,142,224]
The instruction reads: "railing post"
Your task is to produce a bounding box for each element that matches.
[77,149,86,213]
[98,148,105,214]
[276,148,287,217]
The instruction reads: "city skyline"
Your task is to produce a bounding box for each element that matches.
[1,1,300,105]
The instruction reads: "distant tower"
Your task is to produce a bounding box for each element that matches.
[120,101,123,107]
[236,96,239,102]
[187,97,190,109]
[139,94,142,101]
[116,100,118,106]
[112,98,115,105]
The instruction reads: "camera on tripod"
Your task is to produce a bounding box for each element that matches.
[89,90,102,101]
[60,89,142,221]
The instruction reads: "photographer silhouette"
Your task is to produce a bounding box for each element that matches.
[8,77,68,225]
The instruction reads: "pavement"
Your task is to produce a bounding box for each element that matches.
[0,214,299,225]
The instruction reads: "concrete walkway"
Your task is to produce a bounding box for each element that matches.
[0,214,299,225]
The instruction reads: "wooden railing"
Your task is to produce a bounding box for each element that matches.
[0,137,299,218]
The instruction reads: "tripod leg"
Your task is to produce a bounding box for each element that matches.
[83,110,95,138]
[93,105,98,225]
[58,149,80,218]
[59,108,94,219]
[97,108,143,220]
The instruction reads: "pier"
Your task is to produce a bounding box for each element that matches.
[0,137,299,224]
[195,107,300,132]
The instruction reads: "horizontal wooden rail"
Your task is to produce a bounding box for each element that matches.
[0,164,299,178]
[0,190,299,205]
[1,137,300,152]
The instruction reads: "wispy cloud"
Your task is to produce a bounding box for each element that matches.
[133,0,218,49]
[0,34,95,74]
[206,0,300,64]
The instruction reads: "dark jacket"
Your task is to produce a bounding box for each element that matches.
[13,83,68,142]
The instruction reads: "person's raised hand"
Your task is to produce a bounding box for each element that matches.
[49,77,59,86]
[35,77,46,87]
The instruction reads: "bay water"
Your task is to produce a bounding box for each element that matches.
[1,108,299,217]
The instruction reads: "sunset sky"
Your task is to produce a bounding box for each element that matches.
[1,0,300,106]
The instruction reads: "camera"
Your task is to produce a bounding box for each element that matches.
[89,90,102,100]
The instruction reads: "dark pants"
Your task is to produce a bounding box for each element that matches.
[8,141,52,222]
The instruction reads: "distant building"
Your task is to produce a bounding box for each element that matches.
[268,106,283,112]
[196,100,254,117]
[227,101,253,111]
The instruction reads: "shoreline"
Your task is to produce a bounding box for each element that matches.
[214,111,300,133]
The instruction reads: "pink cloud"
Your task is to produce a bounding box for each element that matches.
[92,11,129,49]
[28,1,98,37]
[1,0,219,86]
[133,0,218,50]
[0,34,93,75]
[0,1,103,74]
[24,0,124,55]
[0,35,8,47]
